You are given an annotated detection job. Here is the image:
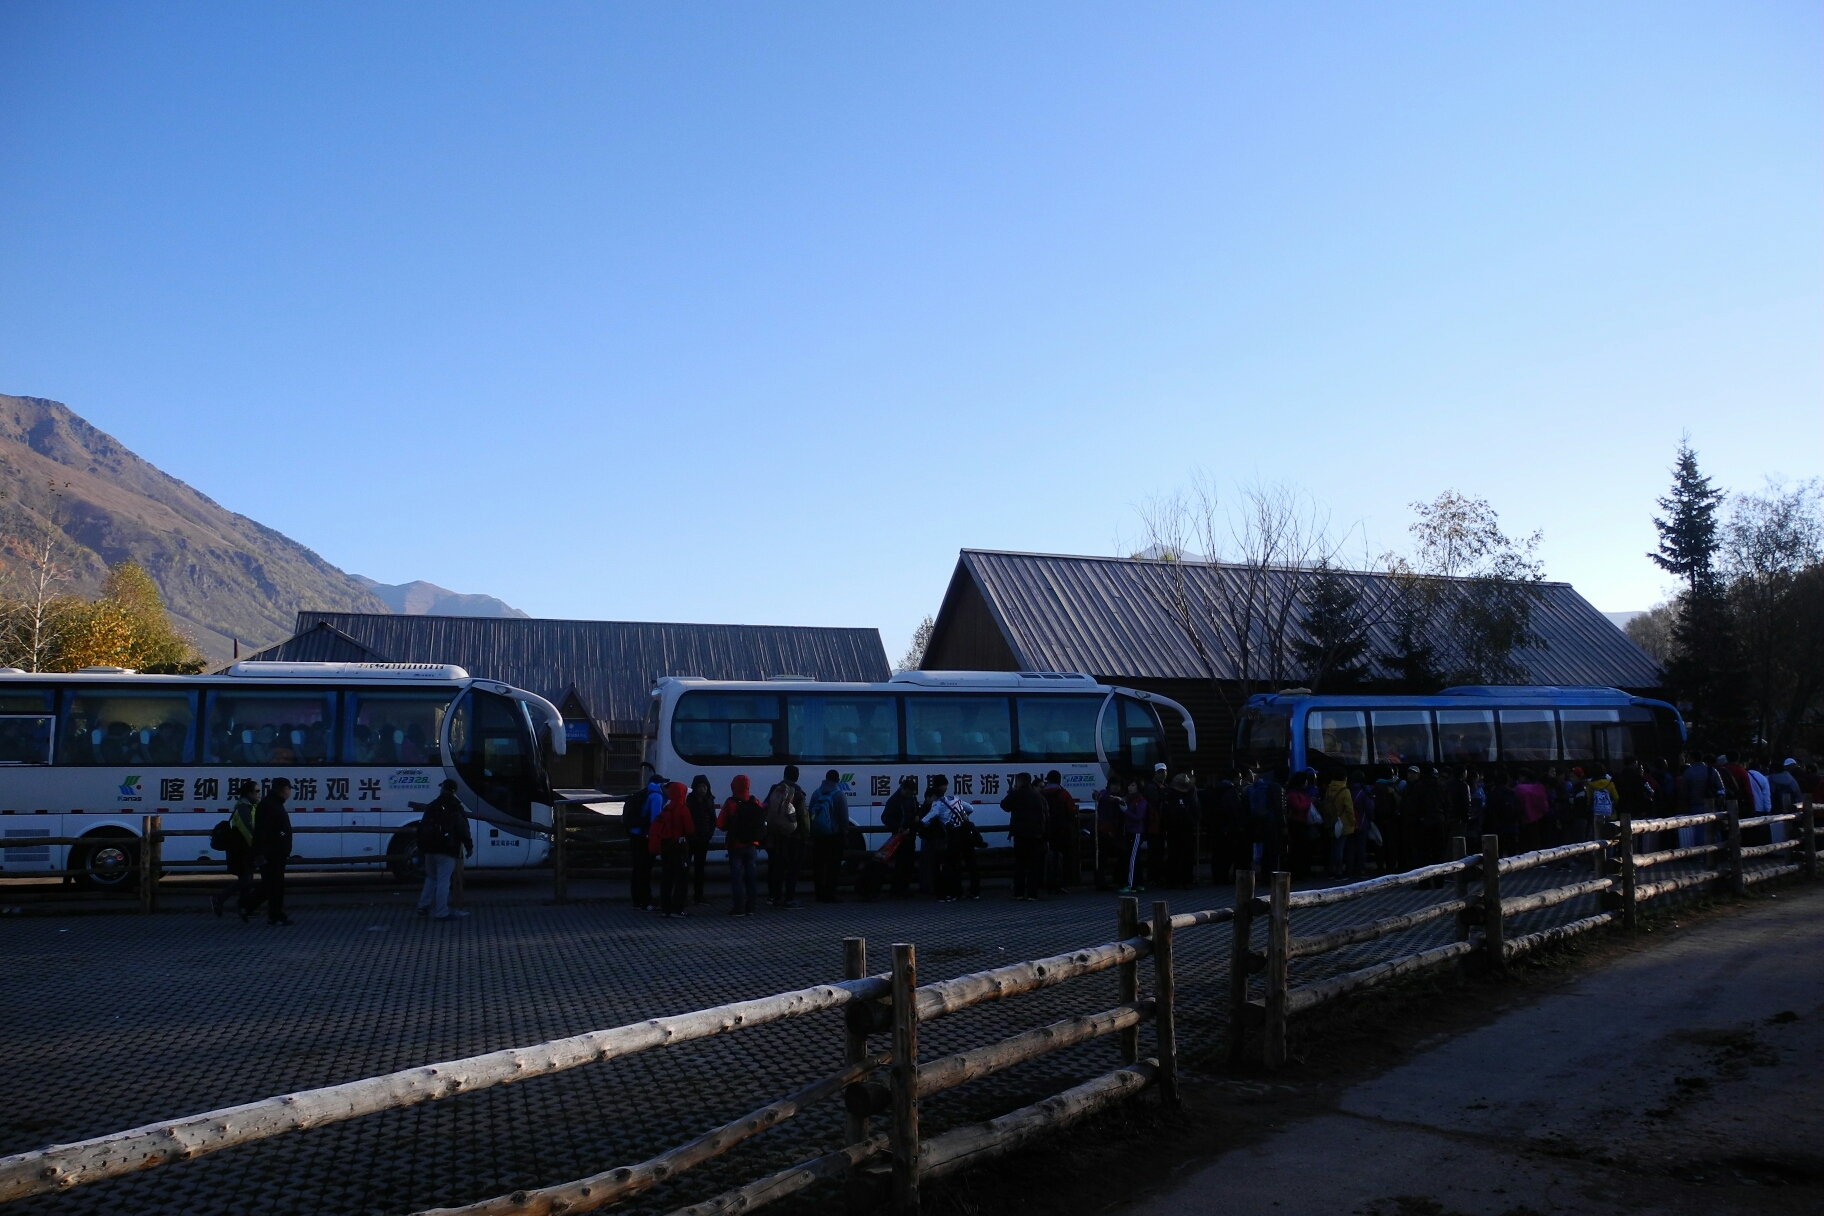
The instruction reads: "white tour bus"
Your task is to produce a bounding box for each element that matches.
[644,670,1197,832]
[0,662,565,888]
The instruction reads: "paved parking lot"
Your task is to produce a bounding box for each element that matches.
[0,856,1726,1216]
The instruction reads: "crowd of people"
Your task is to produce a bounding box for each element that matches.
[623,752,1823,915]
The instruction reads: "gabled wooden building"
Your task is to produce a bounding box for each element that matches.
[920,549,1664,773]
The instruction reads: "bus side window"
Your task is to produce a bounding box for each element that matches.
[58,689,195,766]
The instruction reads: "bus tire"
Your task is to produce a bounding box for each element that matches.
[387,831,424,883]
[73,830,139,891]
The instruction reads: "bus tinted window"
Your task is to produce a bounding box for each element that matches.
[906,696,1012,761]
[205,690,336,765]
[1499,709,1558,762]
[1561,708,1632,762]
[672,692,780,760]
[59,689,194,766]
[346,691,451,765]
[1016,696,1100,762]
[1437,710,1496,762]
[0,715,52,764]
[788,695,898,761]
[1371,711,1433,764]
[0,689,53,765]
[1306,710,1365,768]
[451,690,538,819]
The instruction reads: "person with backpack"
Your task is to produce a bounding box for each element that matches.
[807,770,851,903]
[685,775,719,906]
[764,764,809,908]
[650,781,695,917]
[938,782,983,900]
[414,778,474,920]
[717,774,767,916]
[210,779,260,920]
[880,775,921,898]
[1002,772,1050,901]
[1321,771,1354,878]
[627,775,664,910]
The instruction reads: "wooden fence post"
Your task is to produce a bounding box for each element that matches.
[1617,813,1636,932]
[1151,901,1178,1108]
[1117,896,1139,1065]
[889,943,919,1215]
[1262,871,1290,1070]
[1481,834,1503,970]
[1725,800,1744,896]
[140,814,161,914]
[1450,836,1469,943]
[1226,870,1255,1069]
[552,803,568,905]
[844,937,869,1145]
[1801,800,1818,878]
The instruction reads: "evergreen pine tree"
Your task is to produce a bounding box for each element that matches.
[1648,441,1744,750]
[1650,439,1727,594]
[1291,567,1370,691]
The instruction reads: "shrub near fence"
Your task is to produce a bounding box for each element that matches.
[0,804,1814,1215]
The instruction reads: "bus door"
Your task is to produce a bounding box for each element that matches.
[1094,689,1195,782]
[442,687,544,864]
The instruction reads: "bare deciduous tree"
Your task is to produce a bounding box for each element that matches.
[1134,475,1355,720]
[0,482,80,673]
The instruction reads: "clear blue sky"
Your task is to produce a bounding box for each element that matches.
[2,2,1818,658]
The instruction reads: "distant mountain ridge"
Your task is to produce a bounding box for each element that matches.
[354,576,527,619]
[0,394,522,662]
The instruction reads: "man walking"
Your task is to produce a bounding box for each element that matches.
[252,777,295,926]
[807,769,851,903]
[415,778,473,920]
[764,764,808,908]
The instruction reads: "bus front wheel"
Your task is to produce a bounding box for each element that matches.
[73,832,139,891]
[386,831,424,883]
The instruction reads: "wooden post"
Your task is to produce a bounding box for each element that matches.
[1481,834,1504,971]
[1262,871,1290,1070]
[1226,870,1255,1068]
[1725,800,1744,896]
[844,937,870,1145]
[551,803,568,904]
[1618,812,1636,932]
[1450,836,1469,943]
[889,943,919,1215]
[1116,896,1139,1065]
[140,814,161,914]
[1801,799,1818,878]
[1151,900,1179,1107]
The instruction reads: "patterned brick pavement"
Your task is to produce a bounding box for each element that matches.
[0,852,1741,1216]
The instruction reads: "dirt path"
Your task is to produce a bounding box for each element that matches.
[1129,884,1823,1216]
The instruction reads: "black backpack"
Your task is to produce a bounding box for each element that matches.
[417,810,454,855]
[730,798,768,845]
[209,820,235,851]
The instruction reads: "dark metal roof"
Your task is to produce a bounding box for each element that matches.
[247,614,890,733]
[927,549,1662,689]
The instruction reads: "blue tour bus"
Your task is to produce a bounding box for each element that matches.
[1234,686,1687,775]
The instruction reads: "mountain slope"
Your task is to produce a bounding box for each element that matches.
[0,394,390,661]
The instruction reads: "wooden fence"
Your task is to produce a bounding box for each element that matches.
[0,802,1814,1214]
